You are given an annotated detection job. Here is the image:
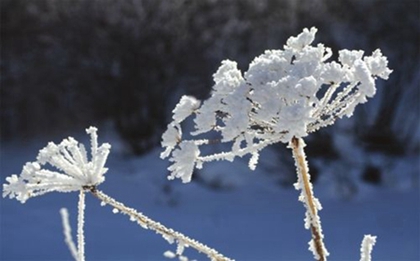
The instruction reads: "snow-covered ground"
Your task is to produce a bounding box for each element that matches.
[1,128,419,261]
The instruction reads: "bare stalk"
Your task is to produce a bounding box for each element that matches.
[60,208,79,261]
[290,137,328,261]
[87,187,233,261]
[77,190,86,261]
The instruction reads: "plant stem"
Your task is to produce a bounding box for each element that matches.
[88,187,233,261]
[60,208,79,261]
[290,137,328,261]
[77,190,86,261]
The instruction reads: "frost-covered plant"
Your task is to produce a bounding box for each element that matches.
[161,27,391,260]
[3,127,110,203]
[3,127,232,261]
[3,27,391,261]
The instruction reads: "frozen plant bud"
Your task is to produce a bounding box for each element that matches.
[161,27,392,183]
[3,127,111,203]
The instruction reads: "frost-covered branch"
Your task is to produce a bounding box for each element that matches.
[89,187,233,261]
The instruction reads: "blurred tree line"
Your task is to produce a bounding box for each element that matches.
[1,0,419,189]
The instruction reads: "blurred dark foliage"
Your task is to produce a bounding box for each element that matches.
[1,0,419,162]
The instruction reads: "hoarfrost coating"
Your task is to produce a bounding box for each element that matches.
[161,27,392,183]
[2,127,111,203]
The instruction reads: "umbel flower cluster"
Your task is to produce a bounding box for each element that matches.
[161,27,392,183]
[3,127,111,203]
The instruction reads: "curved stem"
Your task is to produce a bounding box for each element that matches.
[88,187,233,261]
[290,137,328,261]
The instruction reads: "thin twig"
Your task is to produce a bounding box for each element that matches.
[88,187,234,261]
[290,137,328,261]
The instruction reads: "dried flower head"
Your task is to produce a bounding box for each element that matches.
[3,127,111,203]
[161,27,392,183]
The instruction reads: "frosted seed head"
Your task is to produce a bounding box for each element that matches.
[161,27,391,182]
[2,127,111,202]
